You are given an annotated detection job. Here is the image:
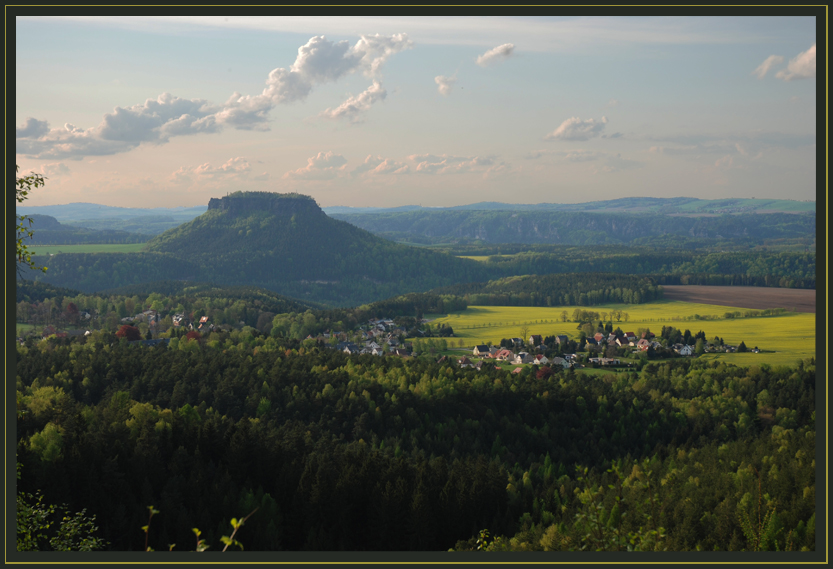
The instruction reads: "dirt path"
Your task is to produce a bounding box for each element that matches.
[660,285,816,313]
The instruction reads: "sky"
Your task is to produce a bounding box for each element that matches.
[15,15,818,209]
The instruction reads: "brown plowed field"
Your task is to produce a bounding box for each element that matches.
[661,285,816,313]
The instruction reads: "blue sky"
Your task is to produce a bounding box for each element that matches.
[15,16,817,208]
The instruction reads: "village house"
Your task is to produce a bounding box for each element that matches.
[512,352,534,365]
[679,345,695,356]
[528,334,543,346]
[473,344,491,356]
[550,356,570,369]
[533,354,549,365]
[458,356,475,368]
[494,349,514,361]
[589,357,620,366]
[555,335,569,345]
[636,338,650,351]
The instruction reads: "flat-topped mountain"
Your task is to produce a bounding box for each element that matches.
[207,192,325,218]
[118,191,489,305]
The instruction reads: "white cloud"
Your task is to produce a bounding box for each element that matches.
[216,34,410,129]
[352,33,415,77]
[283,151,348,180]
[775,44,815,81]
[193,157,251,178]
[546,116,608,141]
[16,33,412,159]
[319,81,387,122]
[476,43,515,66]
[17,93,220,159]
[606,99,619,107]
[408,153,499,175]
[752,55,783,79]
[170,157,254,183]
[352,155,410,176]
[16,117,50,138]
[435,75,457,96]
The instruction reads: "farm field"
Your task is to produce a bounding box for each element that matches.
[660,285,815,313]
[456,255,512,261]
[420,300,815,368]
[29,243,146,255]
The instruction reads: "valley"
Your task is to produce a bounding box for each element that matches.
[14,192,819,554]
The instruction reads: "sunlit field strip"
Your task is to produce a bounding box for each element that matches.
[417,300,815,368]
[29,243,147,255]
[456,255,512,261]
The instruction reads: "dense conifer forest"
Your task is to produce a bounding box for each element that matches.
[16,330,815,551]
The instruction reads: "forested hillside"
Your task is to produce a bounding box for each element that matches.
[22,192,489,307]
[477,248,815,289]
[16,335,815,551]
[430,273,663,306]
[19,193,815,311]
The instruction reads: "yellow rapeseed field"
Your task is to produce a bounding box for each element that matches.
[420,300,815,367]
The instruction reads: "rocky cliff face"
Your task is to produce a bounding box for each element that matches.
[207,192,324,218]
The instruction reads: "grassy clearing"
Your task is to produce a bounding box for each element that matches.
[30,243,147,255]
[420,300,815,368]
[16,322,38,336]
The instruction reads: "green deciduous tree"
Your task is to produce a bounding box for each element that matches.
[16,463,106,551]
[16,166,48,277]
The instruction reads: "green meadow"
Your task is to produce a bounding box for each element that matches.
[29,243,146,255]
[420,300,815,368]
[16,322,38,336]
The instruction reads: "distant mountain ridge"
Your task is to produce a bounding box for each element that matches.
[24,215,149,245]
[20,196,813,222]
[323,197,814,215]
[17,203,209,235]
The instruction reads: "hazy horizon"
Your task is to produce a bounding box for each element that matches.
[16,16,817,208]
